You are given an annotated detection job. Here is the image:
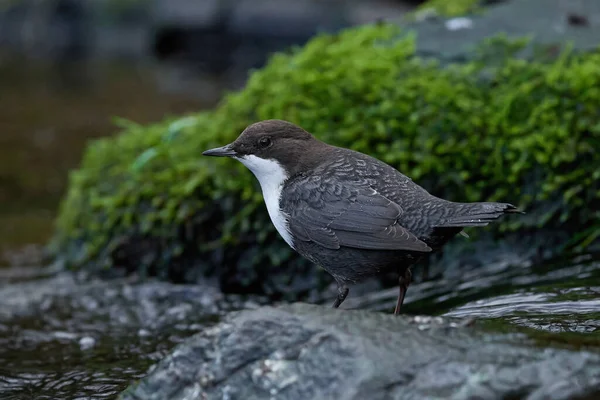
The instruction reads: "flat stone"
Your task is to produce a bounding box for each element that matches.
[408,0,600,61]
[120,303,600,400]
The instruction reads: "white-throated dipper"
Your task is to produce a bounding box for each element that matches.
[203,120,521,314]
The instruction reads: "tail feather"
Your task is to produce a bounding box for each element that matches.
[433,202,523,228]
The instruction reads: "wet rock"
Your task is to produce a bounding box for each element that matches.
[408,0,600,61]
[0,272,226,325]
[0,273,266,399]
[120,303,600,400]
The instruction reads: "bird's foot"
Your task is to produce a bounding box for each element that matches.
[332,284,349,309]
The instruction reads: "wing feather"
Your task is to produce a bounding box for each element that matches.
[283,175,432,252]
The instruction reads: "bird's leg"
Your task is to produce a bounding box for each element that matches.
[421,261,429,282]
[394,268,412,315]
[332,281,349,309]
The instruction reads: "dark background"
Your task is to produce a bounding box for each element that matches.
[0,0,419,267]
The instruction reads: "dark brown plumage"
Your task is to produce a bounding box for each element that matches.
[203,119,522,313]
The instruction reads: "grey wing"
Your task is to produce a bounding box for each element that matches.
[284,175,432,252]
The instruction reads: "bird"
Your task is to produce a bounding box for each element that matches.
[203,119,521,314]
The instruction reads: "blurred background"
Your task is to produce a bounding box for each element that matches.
[0,0,416,268]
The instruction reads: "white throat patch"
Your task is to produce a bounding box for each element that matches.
[236,155,294,248]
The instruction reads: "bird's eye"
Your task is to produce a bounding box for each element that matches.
[258,137,272,149]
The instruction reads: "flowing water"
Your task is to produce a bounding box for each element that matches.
[347,251,600,348]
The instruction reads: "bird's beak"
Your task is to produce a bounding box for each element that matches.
[202,144,237,157]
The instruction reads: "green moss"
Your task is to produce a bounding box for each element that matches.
[417,0,481,17]
[52,23,600,296]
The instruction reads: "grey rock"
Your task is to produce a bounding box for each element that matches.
[120,303,600,400]
[407,0,600,61]
[0,274,259,398]
[0,273,226,326]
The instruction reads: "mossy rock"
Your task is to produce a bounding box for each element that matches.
[52,23,600,299]
[416,0,481,17]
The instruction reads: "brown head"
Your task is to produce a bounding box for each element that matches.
[202,119,327,177]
